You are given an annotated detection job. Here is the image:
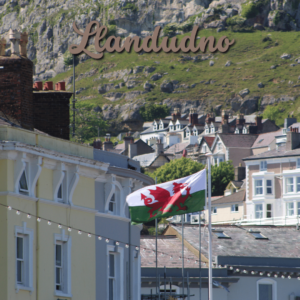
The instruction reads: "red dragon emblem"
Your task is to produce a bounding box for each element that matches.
[140,182,191,219]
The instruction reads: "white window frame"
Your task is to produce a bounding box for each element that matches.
[297,158,300,168]
[109,193,116,214]
[286,177,294,193]
[19,163,29,195]
[205,126,209,134]
[286,202,294,216]
[255,204,263,219]
[107,245,124,300]
[210,125,215,133]
[211,206,217,214]
[234,127,239,134]
[202,145,207,153]
[54,230,72,298]
[254,179,263,196]
[266,203,272,218]
[266,179,273,195]
[242,127,247,134]
[297,202,300,215]
[260,161,267,171]
[217,142,222,151]
[256,278,277,300]
[15,222,33,293]
[231,204,239,213]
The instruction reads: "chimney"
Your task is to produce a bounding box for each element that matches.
[286,128,300,150]
[123,131,134,151]
[221,110,228,125]
[189,108,198,126]
[172,108,181,121]
[128,139,138,158]
[235,163,245,181]
[205,113,215,124]
[155,139,164,155]
[255,116,263,131]
[19,32,28,57]
[43,81,53,91]
[0,37,6,56]
[236,113,245,126]
[103,134,114,151]
[92,139,102,150]
[285,116,297,131]
[9,29,20,55]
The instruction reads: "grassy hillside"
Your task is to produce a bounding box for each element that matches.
[49,28,300,123]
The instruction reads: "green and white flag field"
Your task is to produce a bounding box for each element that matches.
[126,169,206,223]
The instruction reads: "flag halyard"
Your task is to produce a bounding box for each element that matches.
[126,169,206,223]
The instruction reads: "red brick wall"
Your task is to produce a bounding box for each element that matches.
[0,56,33,130]
[32,92,72,140]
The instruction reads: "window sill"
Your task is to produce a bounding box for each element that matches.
[55,291,73,298]
[16,285,33,293]
[230,211,239,213]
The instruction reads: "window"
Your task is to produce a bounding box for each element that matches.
[54,231,72,297]
[287,202,294,216]
[234,127,239,134]
[210,126,215,133]
[297,158,300,168]
[109,253,115,300]
[257,278,276,300]
[286,177,294,193]
[242,127,247,134]
[213,231,230,239]
[297,177,300,192]
[231,204,239,212]
[202,145,207,153]
[19,165,29,195]
[57,171,66,202]
[205,126,209,134]
[266,204,272,218]
[109,194,116,213]
[255,180,263,195]
[298,202,300,215]
[255,204,263,219]
[266,180,272,194]
[214,158,218,165]
[211,207,217,214]
[260,161,267,171]
[15,223,33,293]
[176,125,180,130]
[250,231,268,239]
[219,157,224,163]
[217,142,222,151]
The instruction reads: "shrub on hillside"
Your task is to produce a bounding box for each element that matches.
[139,104,170,121]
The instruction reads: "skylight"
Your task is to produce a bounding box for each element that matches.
[213,231,230,239]
[258,139,264,144]
[250,232,268,239]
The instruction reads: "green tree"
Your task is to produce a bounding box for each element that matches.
[70,107,108,143]
[146,157,205,183]
[139,104,170,122]
[211,161,234,196]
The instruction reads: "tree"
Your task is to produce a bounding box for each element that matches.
[146,157,205,183]
[70,107,108,143]
[139,104,170,122]
[211,161,234,196]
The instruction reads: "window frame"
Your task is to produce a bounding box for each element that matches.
[211,206,217,214]
[231,204,239,213]
[15,223,33,293]
[266,203,272,218]
[255,204,263,219]
[254,179,263,196]
[256,278,277,300]
[54,231,72,298]
[297,158,300,168]
[260,161,267,171]
[286,177,294,193]
[19,164,29,195]
[286,202,294,216]
[266,179,273,195]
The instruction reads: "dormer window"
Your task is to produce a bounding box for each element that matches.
[186,130,190,137]
[176,125,180,130]
[210,125,215,133]
[170,125,173,131]
[234,127,239,134]
[19,165,29,196]
[242,127,247,134]
[159,124,163,130]
[205,125,209,134]
[193,130,198,136]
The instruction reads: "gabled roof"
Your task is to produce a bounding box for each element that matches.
[203,136,215,148]
[140,125,169,135]
[164,142,190,154]
[211,190,245,205]
[217,134,258,148]
[133,152,170,167]
[252,129,281,149]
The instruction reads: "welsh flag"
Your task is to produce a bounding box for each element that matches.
[126,169,206,224]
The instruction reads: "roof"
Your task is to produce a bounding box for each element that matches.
[244,144,300,161]
[140,235,204,268]
[218,134,258,148]
[203,136,215,148]
[164,142,190,154]
[231,180,244,189]
[211,190,245,205]
[140,125,169,135]
[171,224,300,259]
[133,152,158,167]
[251,129,281,149]
[115,143,125,150]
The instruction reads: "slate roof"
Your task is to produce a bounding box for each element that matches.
[140,235,205,268]
[171,224,300,260]
[164,142,190,154]
[211,190,245,205]
[140,126,169,135]
[133,153,158,167]
[244,145,300,160]
[231,180,244,189]
[218,134,258,148]
[251,129,281,149]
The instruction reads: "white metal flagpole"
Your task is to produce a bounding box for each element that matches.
[206,154,213,300]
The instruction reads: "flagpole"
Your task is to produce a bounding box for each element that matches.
[182,215,184,298]
[206,154,213,300]
[199,211,202,300]
[155,177,158,297]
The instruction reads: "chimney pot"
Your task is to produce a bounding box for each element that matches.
[33,81,43,91]
[55,81,66,91]
[43,81,53,91]
[19,31,28,57]
[0,37,6,56]
[8,29,20,55]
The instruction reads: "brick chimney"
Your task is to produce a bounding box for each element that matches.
[189,108,198,126]
[221,110,229,125]
[236,113,245,126]
[92,139,102,150]
[128,139,138,158]
[255,116,263,132]
[235,163,245,181]
[103,134,114,151]
[19,32,28,57]
[205,113,215,124]
[286,128,300,151]
[155,139,164,155]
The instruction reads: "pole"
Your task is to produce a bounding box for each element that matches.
[207,156,213,300]
[155,177,158,296]
[182,215,184,298]
[158,274,161,300]
[129,222,131,300]
[187,271,190,300]
[72,54,76,138]
[164,266,166,300]
[199,211,202,300]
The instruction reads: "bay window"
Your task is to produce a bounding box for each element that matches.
[297,177,300,192]
[255,204,263,219]
[286,177,294,193]
[266,204,272,218]
[298,202,300,215]
[255,180,263,195]
[266,180,272,195]
[286,202,294,216]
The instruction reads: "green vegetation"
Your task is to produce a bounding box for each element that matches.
[162,24,178,37]
[139,104,170,121]
[121,3,138,13]
[146,157,205,183]
[241,0,267,19]
[211,161,234,196]
[226,16,246,26]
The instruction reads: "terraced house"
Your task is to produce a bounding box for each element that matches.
[0,32,153,300]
